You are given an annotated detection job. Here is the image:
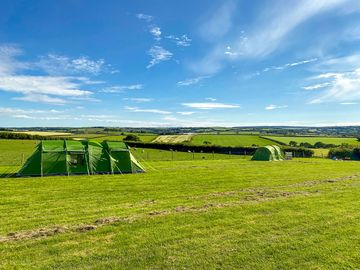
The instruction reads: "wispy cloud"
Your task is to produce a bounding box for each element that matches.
[101,84,143,93]
[309,68,360,103]
[177,111,195,115]
[192,0,348,75]
[263,58,318,72]
[182,102,239,110]
[147,46,173,68]
[0,44,29,75]
[303,82,331,90]
[13,94,68,105]
[37,54,106,75]
[125,106,171,114]
[136,13,153,22]
[166,35,192,47]
[123,98,153,103]
[177,76,209,86]
[0,75,93,104]
[265,104,288,110]
[205,97,217,101]
[149,26,162,41]
[198,0,236,42]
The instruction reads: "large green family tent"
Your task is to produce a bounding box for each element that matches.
[17,140,145,177]
[251,145,284,161]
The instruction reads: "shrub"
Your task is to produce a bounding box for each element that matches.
[123,134,140,141]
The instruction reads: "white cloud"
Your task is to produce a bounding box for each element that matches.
[192,0,348,75]
[147,46,173,68]
[166,35,192,47]
[101,84,143,93]
[263,58,318,72]
[13,94,68,105]
[265,104,288,110]
[36,54,105,75]
[205,97,217,101]
[177,76,209,86]
[177,111,195,115]
[0,44,29,76]
[124,106,171,114]
[309,68,360,103]
[198,1,236,41]
[136,13,153,22]
[123,98,153,103]
[182,102,239,110]
[150,26,162,41]
[0,75,91,97]
[0,107,66,119]
[303,82,331,90]
[340,102,358,105]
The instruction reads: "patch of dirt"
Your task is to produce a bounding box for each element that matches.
[2,226,68,242]
[76,225,97,232]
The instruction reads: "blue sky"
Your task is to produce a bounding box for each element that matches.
[1,0,360,127]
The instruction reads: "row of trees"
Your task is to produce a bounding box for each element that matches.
[289,141,345,149]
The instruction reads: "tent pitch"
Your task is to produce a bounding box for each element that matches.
[17,140,145,177]
[251,145,284,161]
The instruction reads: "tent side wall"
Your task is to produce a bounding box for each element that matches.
[251,147,271,161]
[17,145,42,176]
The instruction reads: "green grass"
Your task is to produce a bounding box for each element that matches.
[265,136,360,146]
[2,139,360,269]
[190,134,275,147]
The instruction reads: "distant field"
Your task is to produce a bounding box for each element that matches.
[265,136,360,146]
[12,131,71,136]
[152,134,193,144]
[190,134,275,147]
[99,135,157,142]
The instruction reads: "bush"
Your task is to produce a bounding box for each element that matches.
[328,148,353,159]
[123,134,140,141]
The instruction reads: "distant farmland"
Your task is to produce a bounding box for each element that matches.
[190,134,276,147]
[152,134,193,144]
[264,136,360,146]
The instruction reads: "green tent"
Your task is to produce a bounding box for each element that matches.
[251,145,284,161]
[17,140,145,177]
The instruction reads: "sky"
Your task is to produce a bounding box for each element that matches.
[1,0,360,127]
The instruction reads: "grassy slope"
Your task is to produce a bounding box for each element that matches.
[1,158,360,269]
[265,136,360,146]
[191,134,275,147]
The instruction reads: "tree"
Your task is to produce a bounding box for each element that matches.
[289,141,297,147]
[123,134,140,141]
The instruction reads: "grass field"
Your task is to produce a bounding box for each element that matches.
[152,134,193,144]
[190,134,275,147]
[265,136,360,146]
[1,140,360,268]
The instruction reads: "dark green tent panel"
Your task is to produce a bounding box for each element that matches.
[17,140,145,177]
[251,145,284,161]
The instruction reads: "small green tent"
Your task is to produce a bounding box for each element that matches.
[251,145,284,161]
[17,140,145,177]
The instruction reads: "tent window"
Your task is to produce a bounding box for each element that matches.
[69,153,84,166]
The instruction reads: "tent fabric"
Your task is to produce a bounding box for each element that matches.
[17,140,145,177]
[251,145,284,161]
